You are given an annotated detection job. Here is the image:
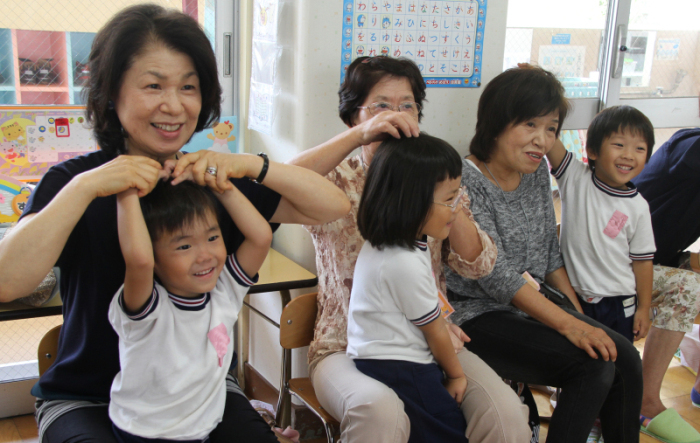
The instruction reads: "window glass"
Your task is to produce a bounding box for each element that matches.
[0,1,215,106]
[622,0,700,98]
[504,0,609,99]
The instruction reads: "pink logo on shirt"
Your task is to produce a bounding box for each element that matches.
[603,210,628,239]
[208,323,230,367]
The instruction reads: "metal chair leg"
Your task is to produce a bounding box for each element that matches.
[322,420,338,443]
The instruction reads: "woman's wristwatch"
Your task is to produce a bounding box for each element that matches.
[252,152,269,184]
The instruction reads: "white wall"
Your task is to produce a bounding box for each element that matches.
[240,0,509,388]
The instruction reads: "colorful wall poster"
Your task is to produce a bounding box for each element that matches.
[538,45,586,79]
[0,174,31,223]
[183,116,239,154]
[656,38,680,61]
[340,0,488,88]
[0,107,96,181]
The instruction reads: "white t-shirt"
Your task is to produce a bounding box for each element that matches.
[552,151,656,300]
[108,253,256,440]
[347,238,441,364]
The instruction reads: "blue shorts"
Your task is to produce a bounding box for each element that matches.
[580,295,637,342]
[354,359,468,443]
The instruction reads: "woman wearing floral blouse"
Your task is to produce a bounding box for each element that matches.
[288,56,531,443]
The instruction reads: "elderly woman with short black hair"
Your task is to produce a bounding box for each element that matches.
[446,66,643,443]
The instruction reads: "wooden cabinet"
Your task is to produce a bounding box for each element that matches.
[0,29,94,105]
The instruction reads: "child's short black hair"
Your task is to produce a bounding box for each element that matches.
[586,105,655,171]
[140,180,220,242]
[358,132,462,250]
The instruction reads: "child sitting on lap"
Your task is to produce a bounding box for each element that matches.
[347,133,469,443]
[547,105,655,343]
[109,179,272,442]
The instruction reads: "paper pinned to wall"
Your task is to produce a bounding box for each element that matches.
[249,83,274,136]
[248,0,283,136]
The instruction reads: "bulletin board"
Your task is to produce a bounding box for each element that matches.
[0,106,97,181]
[0,106,239,182]
[340,0,488,88]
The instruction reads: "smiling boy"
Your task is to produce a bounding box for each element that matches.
[108,179,273,442]
[547,105,655,343]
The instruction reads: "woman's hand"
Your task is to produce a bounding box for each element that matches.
[561,320,618,361]
[444,375,468,403]
[352,111,420,148]
[447,322,471,352]
[171,151,259,193]
[512,282,616,360]
[79,155,165,198]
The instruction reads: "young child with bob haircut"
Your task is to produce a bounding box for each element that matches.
[547,105,655,343]
[108,178,273,442]
[347,133,469,443]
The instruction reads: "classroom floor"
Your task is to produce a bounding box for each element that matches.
[2,335,699,442]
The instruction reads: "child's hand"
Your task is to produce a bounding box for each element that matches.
[164,159,194,184]
[633,309,652,340]
[444,375,467,403]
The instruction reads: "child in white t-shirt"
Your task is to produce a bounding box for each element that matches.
[547,105,656,343]
[347,133,469,443]
[109,178,272,442]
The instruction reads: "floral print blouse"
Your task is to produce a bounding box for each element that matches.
[304,154,498,373]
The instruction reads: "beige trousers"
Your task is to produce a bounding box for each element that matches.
[311,350,531,443]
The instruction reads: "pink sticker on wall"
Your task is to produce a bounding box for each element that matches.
[207,323,230,367]
[603,210,628,239]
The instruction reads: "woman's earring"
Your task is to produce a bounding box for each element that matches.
[108,100,115,110]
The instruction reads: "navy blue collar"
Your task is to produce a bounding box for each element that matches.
[592,172,638,198]
[167,291,210,311]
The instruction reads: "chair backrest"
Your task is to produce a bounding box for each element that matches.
[38,324,61,376]
[280,292,318,350]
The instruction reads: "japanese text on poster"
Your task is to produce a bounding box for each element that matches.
[341,0,488,88]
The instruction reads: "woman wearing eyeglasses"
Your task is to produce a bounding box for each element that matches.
[288,56,531,443]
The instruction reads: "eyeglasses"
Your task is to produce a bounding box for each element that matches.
[434,187,465,213]
[358,101,422,117]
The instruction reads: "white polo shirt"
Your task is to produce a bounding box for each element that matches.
[108,253,256,440]
[553,151,655,300]
[347,238,441,364]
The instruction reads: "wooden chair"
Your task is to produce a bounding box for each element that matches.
[38,324,61,376]
[276,292,339,443]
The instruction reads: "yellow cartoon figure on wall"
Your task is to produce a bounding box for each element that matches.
[207,121,236,154]
[0,174,30,223]
[0,119,34,172]
[1,121,26,145]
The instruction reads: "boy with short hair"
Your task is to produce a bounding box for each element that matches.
[109,179,274,442]
[547,105,655,343]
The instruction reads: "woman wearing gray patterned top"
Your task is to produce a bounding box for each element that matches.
[445,66,643,443]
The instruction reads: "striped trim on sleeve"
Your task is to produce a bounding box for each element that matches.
[119,285,159,321]
[551,151,573,179]
[225,253,259,287]
[629,252,655,261]
[410,303,441,327]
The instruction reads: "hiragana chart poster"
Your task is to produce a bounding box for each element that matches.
[340,0,487,88]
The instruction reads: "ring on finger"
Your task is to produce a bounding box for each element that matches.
[206,167,218,177]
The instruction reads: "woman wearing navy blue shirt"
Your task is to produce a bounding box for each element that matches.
[0,5,349,443]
